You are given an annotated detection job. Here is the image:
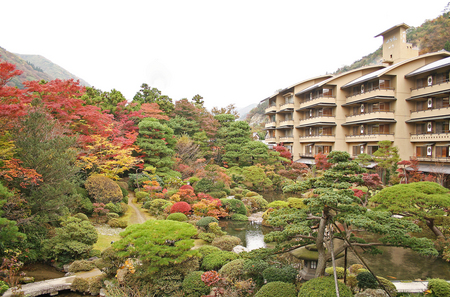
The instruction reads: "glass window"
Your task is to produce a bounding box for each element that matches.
[379,79,390,89]
[416,123,426,134]
[323,88,332,97]
[310,261,317,269]
[416,146,426,157]
[436,146,449,158]
[368,146,379,155]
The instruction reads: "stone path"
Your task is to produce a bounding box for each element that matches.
[127,192,147,224]
[3,269,103,297]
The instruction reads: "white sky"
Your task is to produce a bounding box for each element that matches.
[1,0,448,110]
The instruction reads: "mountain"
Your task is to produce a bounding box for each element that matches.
[0,47,90,88]
[237,103,258,120]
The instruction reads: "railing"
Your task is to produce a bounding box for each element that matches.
[300,94,334,103]
[301,134,335,138]
[410,106,450,113]
[346,110,394,117]
[410,130,450,135]
[299,114,334,121]
[346,132,394,137]
[415,156,450,162]
[411,78,450,91]
[346,86,395,99]
[279,103,294,110]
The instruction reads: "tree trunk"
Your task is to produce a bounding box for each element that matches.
[426,218,444,238]
[315,210,328,277]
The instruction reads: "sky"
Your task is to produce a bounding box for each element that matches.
[1,0,449,110]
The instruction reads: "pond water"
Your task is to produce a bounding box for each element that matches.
[219,220,273,250]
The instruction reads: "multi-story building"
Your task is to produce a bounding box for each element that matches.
[263,24,450,177]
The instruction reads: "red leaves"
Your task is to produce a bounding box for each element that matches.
[0,159,42,188]
[170,201,192,214]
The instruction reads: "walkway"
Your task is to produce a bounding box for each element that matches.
[3,269,103,297]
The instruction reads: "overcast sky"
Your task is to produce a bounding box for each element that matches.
[1,0,448,110]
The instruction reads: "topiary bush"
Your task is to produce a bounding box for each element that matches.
[242,195,268,213]
[201,250,239,271]
[209,191,227,198]
[197,245,221,259]
[427,278,450,297]
[254,281,297,297]
[182,271,210,297]
[107,218,128,228]
[377,276,398,297]
[267,200,289,209]
[135,191,150,202]
[170,201,192,214]
[218,259,245,280]
[68,260,96,273]
[245,191,259,197]
[243,259,270,286]
[167,212,188,221]
[105,202,122,214]
[145,199,172,216]
[198,232,216,243]
[208,222,227,236]
[220,198,247,215]
[325,266,348,279]
[348,263,364,274]
[287,197,307,209]
[262,265,297,283]
[0,281,8,295]
[73,213,89,221]
[231,213,248,221]
[85,175,123,204]
[234,194,244,200]
[298,276,353,297]
[106,212,119,220]
[357,271,378,290]
[71,277,90,293]
[196,216,219,229]
[211,235,242,251]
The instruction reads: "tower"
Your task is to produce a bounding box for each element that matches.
[375,23,419,65]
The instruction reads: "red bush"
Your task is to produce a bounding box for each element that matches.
[177,188,198,203]
[180,184,194,191]
[170,201,192,214]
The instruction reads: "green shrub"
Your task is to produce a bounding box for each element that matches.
[71,277,90,293]
[262,265,297,283]
[220,198,247,215]
[116,181,128,190]
[234,194,244,200]
[197,245,221,259]
[209,191,227,198]
[167,212,188,222]
[105,202,121,214]
[298,276,353,297]
[95,247,123,277]
[325,266,348,279]
[188,176,200,186]
[119,202,128,214]
[73,213,89,221]
[68,260,96,272]
[243,259,270,276]
[85,175,123,204]
[107,218,128,228]
[245,191,259,197]
[377,276,398,297]
[106,212,119,220]
[212,235,242,251]
[287,197,307,209]
[182,271,210,297]
[348,264,364,274]
[0,281,9,295]
[135,191,150,202]
[229,189,236,196]
[146,199,172,216]
[208,222,227,236]
[196,216,219,229]
[87,275,104,295]
[218,259,245,280]
[357,271,378,290]
[198,232,216,243]
[242,195,268,213]
[427,278,450,297]
[231,214,248,221]
[267,200,289,209]
[143,201,152,209]
[202,250,239,271]
[254,281,297,297]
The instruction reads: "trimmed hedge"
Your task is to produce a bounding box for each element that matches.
[231,214,248,221]
[201,250,239,271]
[325,266,348,279]
[167,212,188,221]
[254,281,297,297]
[197,245,221,259]
[298,276,353,297]
[218,259,245,280]
[196,216,219,229]
[211,235,242,251]
[262,265,297,283]
[220,198,247,215]
[182,271,210,297]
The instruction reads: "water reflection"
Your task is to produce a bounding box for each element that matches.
[219,220,271,251]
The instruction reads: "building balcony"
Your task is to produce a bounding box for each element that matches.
[298,96,336,110]
[345,88,395,105]
[415,156,450,162]
[265,105,278,114]
[410,80,450,99]
[409,106,450,121]
[298,135,336,143]
[265,136,277,143]
[345,111,395,123]
[278,103,294,112]
[345,133,394,143]
[279,136,294,143]
[279,120,294,127]
[265,121,276,129]
[297,116,335,127]
[410,132,450,142]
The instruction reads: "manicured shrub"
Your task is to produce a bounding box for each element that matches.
[243,259,270,276]
[231,214,248,221]
[170,201,192,214]
[180,184,194,191]
[262,265,297,283]
[85,175,123,204]
[254,281,297,297]
[105,202,121,214]
[182,271,210,297]
[348,263,364,274]
[427,278,450,297]
[242,195,268,213]
[106,212,119,220]
[220,198,247,215]
[298,276,353,297]
[377,276,398,297]
[245,191,259,197]
[145,199,172,216]
[218,259,245,280]
[73,213,89,221]
[267,200,289,209]
[167,212,188,221]
[357,271,378,290]
[234,194,244,200]
[201,250,239,271]
[192,198,228,219]
[198,232,216,243]
[107,218,128,228]
[135,191,150,202]
[209,191,227,198]
[188,176,200,185]
[68,260,96,272]
[196,216,219,229]
[212,235,242,251]
[325,266,348,279]
[197,245,221,259]
[208,222,227,236]
[71,277,89,293]
[177,188,198,203]
[287,197,307,209]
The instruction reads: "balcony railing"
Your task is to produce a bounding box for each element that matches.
[265,136,277,142]
[279,103,294,110]
[300,114,334,121]
[415,156,450,162]
[346,110,394,117]
[410,131,450,142]
[265,122,276,128]
[411,78,450,91]
[279,136,294,142]
[264,105,278,114]
[346,86,395,99]
[345,133,394,142]
[300,94,334,103]
[410,80,450,99]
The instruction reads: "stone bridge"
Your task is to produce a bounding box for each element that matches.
[3,269,102,297]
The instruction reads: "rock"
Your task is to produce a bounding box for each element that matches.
[63,264,71,273]
[116,268,128,283]
[355,289,389,297]
[19,276,34,284]
[232,245,249,254]
[100,288,107,297]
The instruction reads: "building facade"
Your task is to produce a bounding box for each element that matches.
[264,24,450,176]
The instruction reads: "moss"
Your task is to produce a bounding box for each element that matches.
[212,235,242,251]
[254,281,297,297]
[182,271,210,297]
[71,277,89,293]
[298,276,353,297]
[68,260,96,272]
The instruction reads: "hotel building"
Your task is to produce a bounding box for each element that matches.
[263,24,450,178]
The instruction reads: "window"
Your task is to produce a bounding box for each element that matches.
[352,146,359,156]
[306,145,313,155]
[285,95,294,104]
[436,121,449,133]
[368,124,389,134]
[284,130,293,137]
[416,123,426,134]
[416,146,427,157]
[416,78,425,89]
[368,146,379,155]
[310,261,317,269]
[436,97,450,108]
[315,145,332,154]
[379,79,391,89]
[323,88,332,97]
[284,113,293,121]
[416,100,426,111]
[436,146,449,158]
